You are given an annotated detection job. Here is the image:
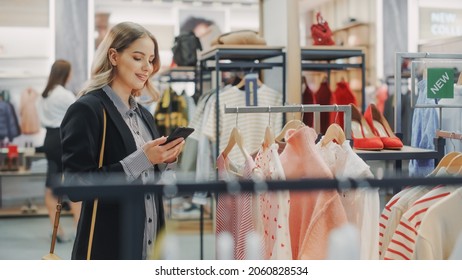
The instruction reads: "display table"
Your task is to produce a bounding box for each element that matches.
[0,169,46,208]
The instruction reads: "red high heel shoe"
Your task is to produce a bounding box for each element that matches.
[364,103,403,150]
[350,103,383,150]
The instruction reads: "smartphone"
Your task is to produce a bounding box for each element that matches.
[161,127,195,145]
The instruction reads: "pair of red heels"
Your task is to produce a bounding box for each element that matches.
[350,103,403,150]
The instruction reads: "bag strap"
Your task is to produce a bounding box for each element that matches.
[86,108,107,260]
[48,195,63,255]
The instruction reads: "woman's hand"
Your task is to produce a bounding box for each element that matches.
[142,136,185,165]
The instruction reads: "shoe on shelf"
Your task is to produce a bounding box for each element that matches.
[350,103,384,150]
[364,103,403,150]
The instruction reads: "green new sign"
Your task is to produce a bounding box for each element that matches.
[427,68,454,98]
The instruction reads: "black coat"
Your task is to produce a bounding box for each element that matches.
[60,89,165,260]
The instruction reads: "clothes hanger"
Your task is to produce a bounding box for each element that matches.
[446,154,462,175]
[321,123,346,147]
[428,151,461,176]
[275,105,306,142]
[262,106,275,149]
[221,108,249,159]
[235,73,263,90]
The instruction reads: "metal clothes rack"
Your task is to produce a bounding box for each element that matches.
[224,104,352,140]
[156,66,197,83]
[395,52,462,134]
[199,46,286,159]
[301,47,366,112]
[54,176,462,260]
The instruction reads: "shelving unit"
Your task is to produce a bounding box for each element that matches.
[198,45,286,158]
[301,46,366,111]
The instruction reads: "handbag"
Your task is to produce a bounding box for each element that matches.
[42,108,107,260]
[311,12,335,46]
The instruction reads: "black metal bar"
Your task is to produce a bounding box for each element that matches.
[301,63,363,70]
[54,176,462,199]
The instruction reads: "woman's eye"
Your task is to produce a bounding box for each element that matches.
[134,57,141,61]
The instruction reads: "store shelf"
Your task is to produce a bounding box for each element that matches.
[301,46,364,61]
[200,45,285,61]
[355,145,440,161]
[301,46,366,111]
[156,66,196,83]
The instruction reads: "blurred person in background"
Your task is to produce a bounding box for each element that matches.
[37,59,81,242]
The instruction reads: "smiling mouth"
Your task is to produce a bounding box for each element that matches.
[136,74,148,81]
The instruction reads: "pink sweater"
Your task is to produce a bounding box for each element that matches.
[279,127,348,259]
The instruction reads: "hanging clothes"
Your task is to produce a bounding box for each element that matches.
[154,87,188,136]
[378,186,414,259]
[409,79,438,177]
[383,89,414,146]
[254,143,291,260]
[413,187,462,260]
[278,126,347,259]
[19,88,40,135]
[315,139,379,259]
[203,84,283,167]
[384,180,457,260]
[438,84,462,153]
[215,152,263,260]
[332,80,357,130]
[375,84,389,114]
[314,81,334,134]
[0,99,21,141]
[301,79,316,127]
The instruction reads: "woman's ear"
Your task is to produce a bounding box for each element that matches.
[108,48,118,66]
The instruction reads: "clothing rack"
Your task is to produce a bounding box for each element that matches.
[223,104,352,140]
[395,52,462,133]
[199,46,286,160]
[301,47,366,112]
[436,129,462,140]
[54,175,462,260]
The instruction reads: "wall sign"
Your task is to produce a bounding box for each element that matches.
[420,8,462,40]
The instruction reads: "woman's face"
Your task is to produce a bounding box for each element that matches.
[109,36,155,94]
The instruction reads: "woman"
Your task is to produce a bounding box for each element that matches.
[60,22,184,260]
[38,59,81,242]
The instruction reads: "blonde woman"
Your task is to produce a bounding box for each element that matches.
[61,22,185,260]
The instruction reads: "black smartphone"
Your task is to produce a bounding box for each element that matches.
[161,127,195,145]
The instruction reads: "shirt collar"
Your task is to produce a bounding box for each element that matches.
[103,85,139,117]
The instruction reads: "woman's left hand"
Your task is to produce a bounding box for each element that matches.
[163,139,185,164]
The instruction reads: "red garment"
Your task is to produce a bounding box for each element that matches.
[315,81,334,134]
[302,82,316,127]
[375,84,388,114]
[333,81,357,129]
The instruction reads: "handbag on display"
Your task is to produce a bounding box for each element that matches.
[42,109,107,260]
[311,12,335,46]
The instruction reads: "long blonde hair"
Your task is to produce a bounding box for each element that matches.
[79,22,160,101]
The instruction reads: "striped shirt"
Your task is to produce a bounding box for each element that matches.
[384,185,456,260]
[378,186,429,259]
[103,85,176,260]
[203,85,283,166]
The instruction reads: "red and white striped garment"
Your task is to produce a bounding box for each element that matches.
[378,187,428,259]
[216,152,263,260]
[384,185,457,260]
